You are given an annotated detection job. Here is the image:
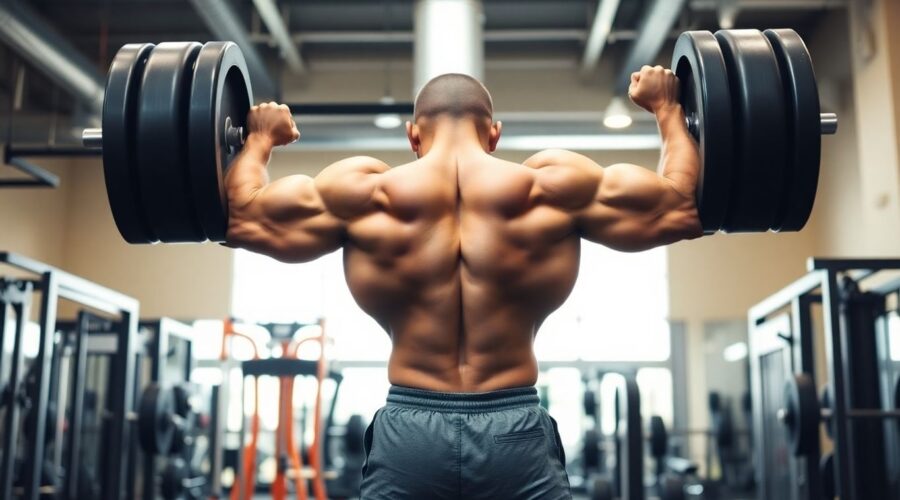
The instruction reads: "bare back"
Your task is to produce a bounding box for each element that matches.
[224,70,701,393]
[344,151,579,391]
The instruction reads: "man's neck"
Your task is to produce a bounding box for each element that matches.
[419,119,489,156]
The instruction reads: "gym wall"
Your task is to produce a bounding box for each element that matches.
[0,158,72,269]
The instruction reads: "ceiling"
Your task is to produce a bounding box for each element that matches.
[25,0,837,67]
[0,0,845,148]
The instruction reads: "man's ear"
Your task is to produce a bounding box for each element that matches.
[488,121,502,152]
[406,121,420,156]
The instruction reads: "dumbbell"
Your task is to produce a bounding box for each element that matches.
[778,373,900,456]
[671,28,837,234]
[82,41,254,244]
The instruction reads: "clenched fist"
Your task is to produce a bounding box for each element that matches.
[628,65,680,114]
[247,101,300,147]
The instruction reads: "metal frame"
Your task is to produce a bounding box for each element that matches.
[0,251,139,500]
[137,317,198,500]
[0,279,33,500]
[748,257,900,500]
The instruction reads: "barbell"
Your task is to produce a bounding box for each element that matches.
[84,29,836,244]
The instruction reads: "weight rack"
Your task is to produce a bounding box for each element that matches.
[136,318,201,500]
[0,251,139,500]
[749,258,900,500]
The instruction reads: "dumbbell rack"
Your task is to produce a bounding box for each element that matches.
[0,252,139,500]
[749,258,900,500]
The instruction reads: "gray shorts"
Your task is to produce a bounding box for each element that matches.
[359,385,571,500]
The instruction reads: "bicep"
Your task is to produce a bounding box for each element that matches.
[226,174,345,262]
[226,156,390,261]
[576,163,700,251]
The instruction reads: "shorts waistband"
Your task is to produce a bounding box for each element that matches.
[386,385,540,413]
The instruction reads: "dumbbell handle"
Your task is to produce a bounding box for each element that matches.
[82,117,246,150]
[820,113,838,135]
[685,112,838,137]
[83,128,103,149]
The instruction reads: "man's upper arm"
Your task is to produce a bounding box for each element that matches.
[525,149,700,251]
[226,156,389,261]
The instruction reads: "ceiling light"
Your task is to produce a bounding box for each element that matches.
[603,96,633,129]
[374,95,403,129]
[723,342,749,362]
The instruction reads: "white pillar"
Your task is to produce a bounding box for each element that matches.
[846,0,900,253]
[413,0,485,96]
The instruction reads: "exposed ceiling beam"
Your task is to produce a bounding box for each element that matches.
[251,0,305,73]
[188,0,278,98]
[615,0,687,94]
[0,0,104,115]
[580,0,622,75]
[717,0,741,29]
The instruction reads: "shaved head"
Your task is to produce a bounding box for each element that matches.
[413,73,493,123]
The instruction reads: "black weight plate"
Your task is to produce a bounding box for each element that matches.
[189,41,253,242]
[584,389,598,417]
[170,385,193,454]
[138,384,176,455]
[671,31,734,233]
[648,415,667,458]
[172,384,192,417]
[136,42,206,243]
[160,460,188,500]
[782,373,819,456]
[102,43,157,244]
[345,414,366,455]
[587,474,614,500]
[660,474,686,500]
[583,428,601,469]
[764,29,821,232]
[170,423,187,456]
[715,29,788,232]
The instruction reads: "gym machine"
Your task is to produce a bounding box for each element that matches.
[134,318,208,500]
[0,252,140,500]
[749,258,900,500]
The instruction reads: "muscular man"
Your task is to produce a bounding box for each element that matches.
[225,66,702,499]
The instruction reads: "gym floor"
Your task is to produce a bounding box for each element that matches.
[1,1,899,499]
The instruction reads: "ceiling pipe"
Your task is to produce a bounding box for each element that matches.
[251,0,305,73]
[413,0,484,95]
[0,0,104,115]
[188,0,278,98]
[580,0,622,75]
[615,0,687,94]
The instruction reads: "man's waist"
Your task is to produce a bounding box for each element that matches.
[385,385,539,413]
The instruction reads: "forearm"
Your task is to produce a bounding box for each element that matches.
[655,104,700,200]
[224,134,275,210]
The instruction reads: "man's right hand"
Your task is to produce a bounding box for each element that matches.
[628,65,680,114]
[246,101,301,147]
